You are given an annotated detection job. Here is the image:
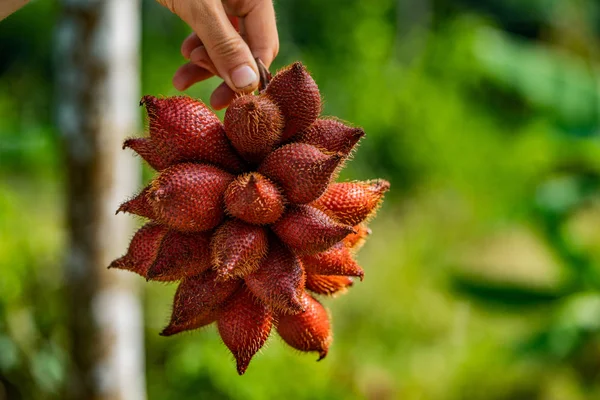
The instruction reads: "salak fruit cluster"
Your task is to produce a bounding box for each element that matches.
[110,62,389,375]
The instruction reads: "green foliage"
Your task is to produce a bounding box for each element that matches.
[2,0,600,398]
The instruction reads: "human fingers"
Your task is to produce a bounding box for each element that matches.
[181,32,203,59]
[189,45,219,77]
[210,81,237,110]
[223,0,279,67]
[163,0,259,92]
[173,62,214,91]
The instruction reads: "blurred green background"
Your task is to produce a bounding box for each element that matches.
[2,0,600,399]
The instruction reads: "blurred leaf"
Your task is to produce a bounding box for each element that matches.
[0,336,19,370]
[519,294,600,361]
[451,274,569,307]
[474,26,600,134]
[535,173,600,217]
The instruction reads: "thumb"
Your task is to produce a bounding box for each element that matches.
[170,0,259,93]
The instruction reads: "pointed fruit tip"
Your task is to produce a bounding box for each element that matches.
[247,173,258,184]
[214,270,235,282]
[274,295,305,315]
[291,62,304,72]
[160,322,187,337]
[244,101,257,112]
[145,267,159,281]
[290,300,306,314]
[375,179,391,193]
[236,359,250,375]
[150,187,166,201]
[140,95,156,107]
[159,326,174,337]
[352,128,365,139]
[108,259,123,270]
[317,350,328,361]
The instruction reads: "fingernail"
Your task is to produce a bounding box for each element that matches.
[231,65,257,89]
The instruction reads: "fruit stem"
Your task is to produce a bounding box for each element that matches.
[255,58,272,92]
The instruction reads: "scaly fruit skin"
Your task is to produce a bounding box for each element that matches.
[245,242,306,314]
[224,95,284,163]
[112,62,389,375]
[218,288,273,375]
[271,205,355,254]
[109,222,167,277]
[295,118,364,156]
[259,143,342,204]
[148,163,233,232]
[265,62,321,141]
[136,96,245,172]
[276,292,332,360]
[210,220,269,280]
[147,230,212,281]
[343,224,371,252]
[311,180,390,226]
[117,186,156,220]
[161,271,242,336]
[305,274,354,296]
[224,173,285,225]
[301,242,364,279]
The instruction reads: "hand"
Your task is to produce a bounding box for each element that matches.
[0,0,30,21]
[157,0,279,110]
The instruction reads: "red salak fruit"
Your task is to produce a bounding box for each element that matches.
[224,172,285,225]
[276,292,332,360]
[224,95,283,163]
[110,62,389,374]
[305,274,354,296]
[295,118,364,155]
[311,180,390,226]
[344,224,372,252]
[265,62,321,141]
[211,219,269,280]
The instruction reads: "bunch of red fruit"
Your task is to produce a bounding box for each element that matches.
[110,62,389,375]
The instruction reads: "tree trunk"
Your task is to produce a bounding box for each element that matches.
[55,0,146,399]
